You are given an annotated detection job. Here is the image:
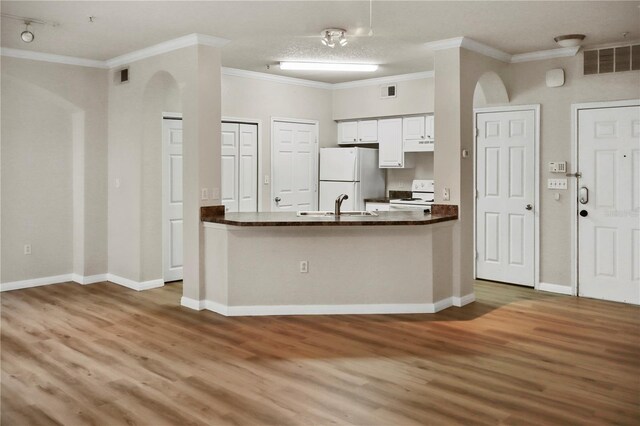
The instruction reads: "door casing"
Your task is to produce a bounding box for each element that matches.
[270,117,320,211]
[473,104,540,289]
[570,99,640,297]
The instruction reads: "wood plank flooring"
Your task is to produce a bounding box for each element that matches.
[1,280,639,425]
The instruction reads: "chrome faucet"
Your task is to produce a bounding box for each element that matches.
[335,194,349,216]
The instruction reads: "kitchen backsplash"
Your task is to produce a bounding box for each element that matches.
[385,152,434,196]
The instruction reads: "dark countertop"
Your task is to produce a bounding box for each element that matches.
[201,209,457,227]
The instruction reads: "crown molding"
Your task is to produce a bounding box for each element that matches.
[106,33,229,68]
[510,46,580,63]
[332,71,434,90]
[221,67,333,89]
[425,36,580,63]
[0,47,108,69]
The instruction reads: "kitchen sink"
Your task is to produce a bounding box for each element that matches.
[296,211,378,217]
[297,211,335,217]
[338,211,378,216]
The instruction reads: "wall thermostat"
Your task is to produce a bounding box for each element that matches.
[546,68,565,88]
[548,161,567,173]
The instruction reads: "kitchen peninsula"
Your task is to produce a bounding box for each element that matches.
[196,205,462,316]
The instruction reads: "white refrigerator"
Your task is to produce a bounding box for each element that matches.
[319,147,385,211]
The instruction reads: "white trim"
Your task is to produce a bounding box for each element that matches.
[510,47,580,63]
[570,99,640,298]
[538,282,573,295]
[106,33,229,68]
[452,293,476,307]
[222,67,332,90]
[473,105,541,289]
[424,36,580,64]
[270,118,320,211]
[0,47,108,69]
[181,296,206,311]
[106,274,164,291]
[332,71,434,90]
[0,274,74,292]
[71,273,108,285]
[222,116,264,212]
[201,298,454,316]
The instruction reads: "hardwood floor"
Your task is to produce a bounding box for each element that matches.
[1,280,639,425]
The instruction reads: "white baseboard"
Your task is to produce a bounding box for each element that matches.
[0,274,74,292]
[106,274,164,292]
[453,293,476,307]
[538,282,573,295]
[71,273,108,285]
[198,297,455,317]
[181,296,206,310]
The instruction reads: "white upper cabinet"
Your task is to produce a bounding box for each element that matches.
[339,121,359,144]
[357,120,378,142]
[403,115,434,152]
[378,118,404,168]
[338,120,378,144]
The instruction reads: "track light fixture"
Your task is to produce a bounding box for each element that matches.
[21,21,34,43]
[321,28,347,48]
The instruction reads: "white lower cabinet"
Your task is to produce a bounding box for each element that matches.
[365,202,390,212]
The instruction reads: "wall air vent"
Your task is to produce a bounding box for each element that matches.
[118,67,129,84]
[583,44,640,75]
[381,84,397,99]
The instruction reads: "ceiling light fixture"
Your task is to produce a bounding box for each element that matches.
[554,34,586,48]
[321,28,347,48]
[20,21,34,43]
[279,62,378,72]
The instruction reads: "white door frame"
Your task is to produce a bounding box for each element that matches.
[473,104,541,289]
[222,116,263,212]
[570,99,640,297]
[270,117,320,211]
[162,112,183,282]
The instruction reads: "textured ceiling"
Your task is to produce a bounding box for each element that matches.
[1,1,639,83]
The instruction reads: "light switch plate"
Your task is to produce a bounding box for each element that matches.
[547,178,567,190]
[201,188,208,200]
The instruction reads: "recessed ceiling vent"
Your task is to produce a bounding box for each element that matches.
[583,44,640,75]
[381,84,396,99]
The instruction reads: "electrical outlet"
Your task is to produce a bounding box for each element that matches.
[547,179,568,190]
[299,260,309,273]
[24,244,31,255]
[115,178,121,188]
[443,187,450,201]
[264,175,270,185]
[201,188,208,200]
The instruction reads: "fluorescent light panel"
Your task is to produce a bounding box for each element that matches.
[279,62,378,72]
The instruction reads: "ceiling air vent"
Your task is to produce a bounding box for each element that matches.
[381,84,397,99]
[583,44,640,75]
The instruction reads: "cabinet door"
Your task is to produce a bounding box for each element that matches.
[339,121,358,144]
[378,118,404,168]
[358,120,378,142]
[402,116,426,141]
[425,115,435,141]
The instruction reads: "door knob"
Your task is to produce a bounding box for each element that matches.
[525,204,533,211]
[275,197,281,205]
[580,209,588,217]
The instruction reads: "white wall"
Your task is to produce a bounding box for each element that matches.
[506,53,640,288]
[221,74,335,211]
[1,57,108,284]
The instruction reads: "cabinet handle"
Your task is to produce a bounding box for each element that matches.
[421,136,424,138]
[359,138,362,141]
[353,138,357,141]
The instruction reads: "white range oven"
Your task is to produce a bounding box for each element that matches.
[389,179,434,213]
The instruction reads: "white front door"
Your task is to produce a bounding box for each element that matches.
[578,105,640,304]
[476,109,536,286]
[162,118,183,282]
[272,121,318,211]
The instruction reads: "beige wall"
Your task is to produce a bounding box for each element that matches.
[1,57,108,283]
[221,74,335,211]
[332,78,434,120]
[507,53,640,287]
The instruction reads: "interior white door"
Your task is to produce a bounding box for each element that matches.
[238,124,258,212]
[578,105,640,304]
[162,118,183,282]
[272,121,318,211]
[221,122,239,213]
[476,109,535,286]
